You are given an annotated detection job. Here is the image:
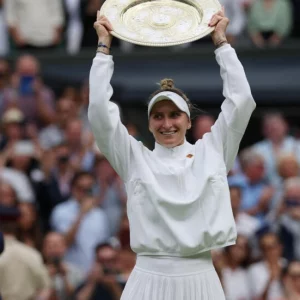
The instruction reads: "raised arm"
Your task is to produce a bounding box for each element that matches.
[201,10,256,172]
[88,14,132,181]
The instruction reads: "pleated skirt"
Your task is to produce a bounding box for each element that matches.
[121,252,226,300]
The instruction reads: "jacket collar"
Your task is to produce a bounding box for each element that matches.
[153,139,193,158]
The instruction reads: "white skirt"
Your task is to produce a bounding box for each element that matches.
[121,252,225,300]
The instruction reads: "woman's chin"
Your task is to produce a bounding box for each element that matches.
[159,139,181,148]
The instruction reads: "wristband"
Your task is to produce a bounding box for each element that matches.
[98,42,110,50]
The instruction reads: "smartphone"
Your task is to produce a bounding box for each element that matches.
[19,76,34,96]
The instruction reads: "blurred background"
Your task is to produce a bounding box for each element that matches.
[0,0,300,299]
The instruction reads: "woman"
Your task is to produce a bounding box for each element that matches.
[88,9,256,300]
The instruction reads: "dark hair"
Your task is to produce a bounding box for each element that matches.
[71,171,94,188]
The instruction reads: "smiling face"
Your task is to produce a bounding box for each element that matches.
[149,100,191,148]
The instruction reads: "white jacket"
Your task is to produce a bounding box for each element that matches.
[88,44,256,256]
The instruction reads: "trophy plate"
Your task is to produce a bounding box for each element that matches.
[100,0,221,46]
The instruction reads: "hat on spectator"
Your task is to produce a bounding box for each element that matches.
[0,205,21,222]
[2,108,24,124]
[13,140,35,157]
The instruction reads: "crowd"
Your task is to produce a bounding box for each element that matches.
[0,0,299,56]
[0,1,300,300]
[0,51,300,299]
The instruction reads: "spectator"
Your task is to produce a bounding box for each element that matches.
[253,112,300,186]
[0,181,18,207]
[81,0,105,48]
[277,177,300,261]
[0,59,11,114]
[232,148,274,226]
[282,261,300,299]
[229,183,260,238]
[248,232,287,300]
[42,231,84,300]
[270,154,299,222]
[4,0,64,50]
[2,55,56,127]
[0,108,24,150]
[39,97,77,150]
[7,140,40,178]
[94,155,126,236]
[50,171,110,273]
[75,240,123,300]
[34,145,73,231]
[0,152,35,203]
[63,0,84,55]
[17,202,43,251]
[0,205,52,300]
[221,235,252,300]
[65,119,95,171]
[219,0,246,44]
[248,0,293,48]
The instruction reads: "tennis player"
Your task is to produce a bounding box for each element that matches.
[89,9,256,300]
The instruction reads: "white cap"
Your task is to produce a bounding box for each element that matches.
[13,140,35,156]
[148,91,190,119]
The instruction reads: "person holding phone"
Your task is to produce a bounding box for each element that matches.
[89,8,255,299]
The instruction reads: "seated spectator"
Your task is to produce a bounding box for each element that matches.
[229,183,260,238]
[0,59,11,113]
[0,205,52,300]
[94,155,126,236]
[75,239,123,300]
[17,202,43,251]
[4,0,64,50]
[252,112,300,186]
[39,97,77,150]
[231,148,274,226]
[0,153,35,203]
[248,0,293,48]
[64,0,84,55]
[34,145,73,231]
[1,54,56,127]
[6,140,40,180]
[282,261,300,298]
[219,0,246,44]
[42,232,84,300]
[64,119,95,172]
[271,154,299,222]
[220,235,252,300]
[248,232,287,299]
[0,108,25,151]
[277,177,300,261]
[50,171,110,273]
[0,181,18,207]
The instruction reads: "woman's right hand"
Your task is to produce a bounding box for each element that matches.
[94,11,113,48]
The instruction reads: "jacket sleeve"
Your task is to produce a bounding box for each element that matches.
[88,53,133,181]
[201,44,256,172]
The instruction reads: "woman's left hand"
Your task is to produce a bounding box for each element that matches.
[209,8,229,48]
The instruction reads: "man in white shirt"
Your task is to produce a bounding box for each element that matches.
[51,171,111,273]
[4,0,64,49]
